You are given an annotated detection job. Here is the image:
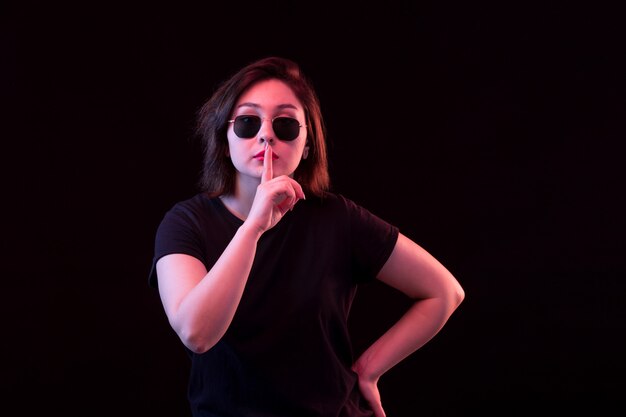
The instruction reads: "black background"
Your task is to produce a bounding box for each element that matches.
[3,1,625,416]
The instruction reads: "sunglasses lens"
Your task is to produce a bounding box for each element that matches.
[233,116,261,138]
[273,117,301,141]
[232,116,301,141]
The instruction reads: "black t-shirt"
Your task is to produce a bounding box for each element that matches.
[149,192,399,417]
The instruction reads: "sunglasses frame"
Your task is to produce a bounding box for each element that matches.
[227,115,306,141]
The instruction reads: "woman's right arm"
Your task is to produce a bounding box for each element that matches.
[156,145,304,354]
[156,222,262,354]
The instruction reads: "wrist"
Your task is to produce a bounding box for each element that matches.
[237,221,264,241]
[352,353,383,383]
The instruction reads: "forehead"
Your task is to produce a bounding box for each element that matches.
[235,79,303,111]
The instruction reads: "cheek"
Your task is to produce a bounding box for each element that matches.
[226,138,259,173]
[225,138,240,162]
[226,134,242,159]
[283,145,307,172]
[228,145,245,167]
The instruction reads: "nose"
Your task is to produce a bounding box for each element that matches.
[257,118,275,144]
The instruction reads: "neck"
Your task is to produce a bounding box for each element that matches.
[220,176,259,220]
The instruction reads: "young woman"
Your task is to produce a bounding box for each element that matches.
[149,56,464,417]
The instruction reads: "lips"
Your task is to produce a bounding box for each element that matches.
[254,150,278,160]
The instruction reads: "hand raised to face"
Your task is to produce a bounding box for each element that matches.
[246,142,305,234]
[261,142,273,184]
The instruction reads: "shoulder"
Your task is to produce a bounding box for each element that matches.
[168,192,213,212]
[297,192,358,223]
[165,193,221,218]
[158,193,223,229]
[317,192,385,221]
[304,192,396,233]
[310,191,359,212]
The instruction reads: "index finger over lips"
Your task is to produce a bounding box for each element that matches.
[261,142,273,183]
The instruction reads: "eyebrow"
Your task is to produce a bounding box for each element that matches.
[235,102,299,111]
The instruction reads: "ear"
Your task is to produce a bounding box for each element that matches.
[302,145,309,160]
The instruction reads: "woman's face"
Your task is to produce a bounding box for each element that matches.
[226,79,308,183]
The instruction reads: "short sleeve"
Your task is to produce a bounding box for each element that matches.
[342,195,399,283]
[148,203,206,288]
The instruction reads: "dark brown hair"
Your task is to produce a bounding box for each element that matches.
[195,56,330,197]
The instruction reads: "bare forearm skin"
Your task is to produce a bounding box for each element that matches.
[158,222,262,353]
[353,293,463,382]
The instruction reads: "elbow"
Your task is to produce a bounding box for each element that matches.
[450,280,465,309]
[172,320,220,354]
[182,334,215,354]
[179,328,218,354]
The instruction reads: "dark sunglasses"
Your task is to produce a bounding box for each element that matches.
[228,115,306,141]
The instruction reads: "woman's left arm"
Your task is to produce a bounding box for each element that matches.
[353,232,465,416]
